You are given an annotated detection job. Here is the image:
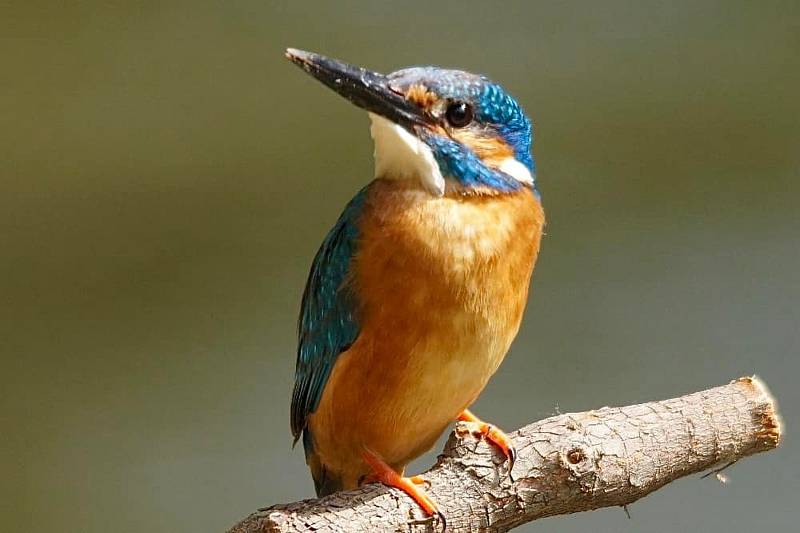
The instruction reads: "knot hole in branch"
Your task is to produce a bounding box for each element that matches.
[567,448,585,465]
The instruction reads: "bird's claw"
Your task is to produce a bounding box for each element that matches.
[484,423,517,470]
[436,509,447,531]
[457,410,516,473]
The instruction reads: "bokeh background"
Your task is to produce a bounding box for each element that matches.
[2,1,798,532]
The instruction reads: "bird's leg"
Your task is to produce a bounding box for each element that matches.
[456,409,517,467]
[360,449,444,525]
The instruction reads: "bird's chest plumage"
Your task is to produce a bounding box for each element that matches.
[310,180,544,472]
[355,181,543,363]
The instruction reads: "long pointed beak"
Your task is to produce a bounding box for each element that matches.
[285,48,430,131]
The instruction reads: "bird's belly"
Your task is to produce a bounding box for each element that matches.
[309,304,518,476]
[385,319,513,450]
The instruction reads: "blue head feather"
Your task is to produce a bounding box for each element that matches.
[478,83,535,172]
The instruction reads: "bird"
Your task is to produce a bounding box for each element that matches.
[285,48,545,522]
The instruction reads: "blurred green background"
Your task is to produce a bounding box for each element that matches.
[2,1,798,532]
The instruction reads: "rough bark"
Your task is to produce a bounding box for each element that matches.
[228,376,783,533]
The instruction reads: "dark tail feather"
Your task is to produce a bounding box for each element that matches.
[303,429,344,497]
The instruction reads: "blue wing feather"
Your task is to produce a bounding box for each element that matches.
[291,186,368,443]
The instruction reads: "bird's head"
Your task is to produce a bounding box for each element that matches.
[286,49,536,197]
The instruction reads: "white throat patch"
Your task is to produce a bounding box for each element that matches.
[369,114,445,196]
[496,157,534,186]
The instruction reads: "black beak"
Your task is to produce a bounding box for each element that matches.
[285,48,430,131]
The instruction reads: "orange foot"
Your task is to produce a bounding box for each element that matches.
[361,449,445,528]
[457,409,517,468]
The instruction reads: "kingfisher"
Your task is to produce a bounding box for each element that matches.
[285,49,544,521]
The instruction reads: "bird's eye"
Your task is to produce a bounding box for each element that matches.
[444,101,474,128]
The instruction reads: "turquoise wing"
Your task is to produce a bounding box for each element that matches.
[290,188,367,442]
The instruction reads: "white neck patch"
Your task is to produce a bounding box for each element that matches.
[496,157,534,186]
[369,114,445,196]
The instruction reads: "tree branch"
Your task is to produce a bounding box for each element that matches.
[228,376,783,533]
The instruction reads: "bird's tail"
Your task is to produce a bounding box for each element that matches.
[303,429,345,497]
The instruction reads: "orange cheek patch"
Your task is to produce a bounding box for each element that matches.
[405,84,439,108]
[449,130,514,167]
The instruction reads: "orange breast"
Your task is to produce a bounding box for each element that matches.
[307,180,544,486]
